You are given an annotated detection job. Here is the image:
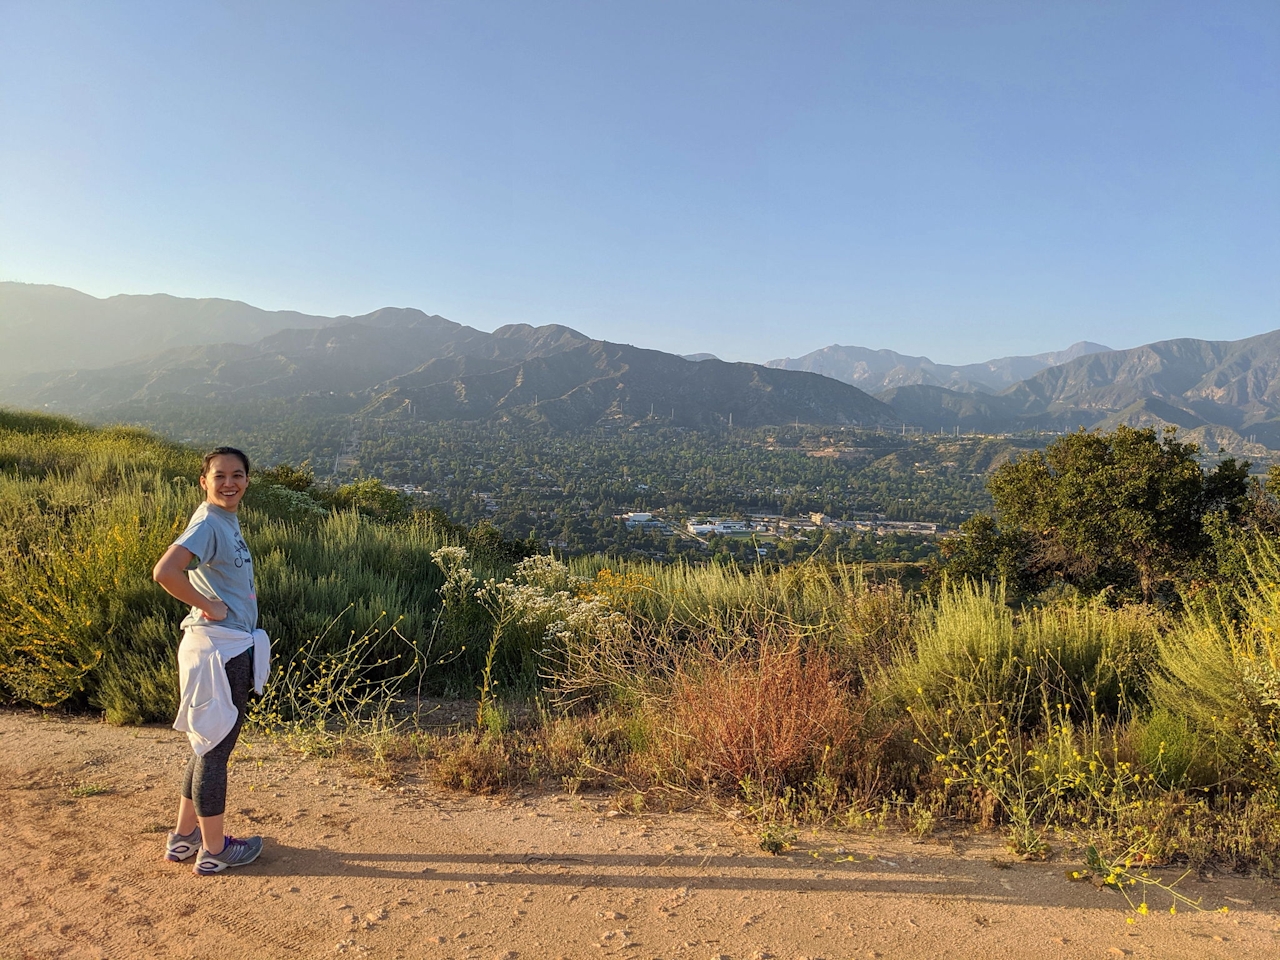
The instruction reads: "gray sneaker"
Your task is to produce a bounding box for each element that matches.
[164,826,202,862]
[193,835,262,875]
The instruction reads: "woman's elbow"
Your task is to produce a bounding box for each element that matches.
[153,546,190,586]
[153,553,181,586]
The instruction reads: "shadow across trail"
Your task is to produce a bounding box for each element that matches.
[245,840,1141,911]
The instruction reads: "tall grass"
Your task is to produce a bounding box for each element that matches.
[558,556,912,694]
[891,581,1162,732]
[1152,538,1280,793]
[0,464,194,721]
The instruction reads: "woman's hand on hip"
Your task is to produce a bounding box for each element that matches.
[202,599,229,621]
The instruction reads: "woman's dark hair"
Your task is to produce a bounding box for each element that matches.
[201,446,251,476]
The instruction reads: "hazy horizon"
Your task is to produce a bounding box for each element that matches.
[0,278,1133,369]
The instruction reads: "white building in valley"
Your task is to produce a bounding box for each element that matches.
[687,518,750,536]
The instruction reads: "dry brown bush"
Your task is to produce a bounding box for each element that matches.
[666,641,854,790]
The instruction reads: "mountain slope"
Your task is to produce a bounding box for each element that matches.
[7,308,897,430]
[767,341,1112,393]
[877,330,1280,453]
[367,340,894,429]
[8,308,470,406]
[1002,333,1280,413]
[0,282,336,382]
[5,284,1278,450]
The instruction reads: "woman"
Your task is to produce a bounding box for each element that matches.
[153,446,269,875]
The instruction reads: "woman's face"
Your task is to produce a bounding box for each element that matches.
[200,454,249,512]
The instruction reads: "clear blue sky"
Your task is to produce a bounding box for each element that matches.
[2,0,1276,363]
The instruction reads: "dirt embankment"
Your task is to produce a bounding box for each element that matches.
[2,710,1278,960]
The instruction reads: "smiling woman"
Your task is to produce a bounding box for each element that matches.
[151,445,269,875]
[198,448,250,513]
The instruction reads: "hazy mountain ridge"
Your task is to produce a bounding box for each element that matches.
[0,282,339,381]
[4,285,1278,451]
[366,340,895,429]
[878,331,1280,454]
[8,308,470,405]
[766,340,1112,393]
[5,299,897,430]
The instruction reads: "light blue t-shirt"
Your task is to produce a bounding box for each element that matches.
[174,502,258,634]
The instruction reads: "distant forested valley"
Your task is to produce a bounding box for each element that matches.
[82,398,1056,563]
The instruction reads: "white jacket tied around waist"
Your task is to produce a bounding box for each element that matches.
[174,625,271,756]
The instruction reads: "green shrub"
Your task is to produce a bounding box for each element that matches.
[1152,539,1280,792]
[1128,707,1217,788]
[891,581,1159,736]
[0,464,191,716]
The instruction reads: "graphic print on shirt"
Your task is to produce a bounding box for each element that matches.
[233,533,256,600]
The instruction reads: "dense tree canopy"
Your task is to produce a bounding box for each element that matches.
[943,426,1251,601]
[107,402,1032,561]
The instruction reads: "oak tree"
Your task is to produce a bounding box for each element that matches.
[979,426,1247,600]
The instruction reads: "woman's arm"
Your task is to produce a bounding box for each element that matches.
[153,544,228,621]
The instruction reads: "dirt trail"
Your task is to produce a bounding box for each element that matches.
[2,710,1278,960]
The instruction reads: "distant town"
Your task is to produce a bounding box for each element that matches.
[377,477,944,561]
[629,510,934,539]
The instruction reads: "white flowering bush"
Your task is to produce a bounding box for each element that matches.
[431,545,478,611]
[428,551,638,719]
[251,482,328,518]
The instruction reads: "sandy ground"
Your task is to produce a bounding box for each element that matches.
[2,710,1279,960]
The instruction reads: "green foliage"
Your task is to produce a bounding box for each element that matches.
[1151,539,1280,793]
[330,418,1009,531]
[327,477,414,522]
[896,582,1171,858]
[757,820,798,855]
[933,514,1040,599]
[255,460,317,491]
[0,450,194,719]
[67,782,111,798]
[0,409,532,720]
[1130,707,1211,788]
[96,402,1033,561]
[983,425,1250,600]
[892,581,1159,730]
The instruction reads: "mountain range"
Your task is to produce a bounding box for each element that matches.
[0,291,893,430]
[0,282,329,381]
[765,341,1113,393]
[1,283,1276,453]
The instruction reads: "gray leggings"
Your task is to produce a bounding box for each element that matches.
[182,648,252,818]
